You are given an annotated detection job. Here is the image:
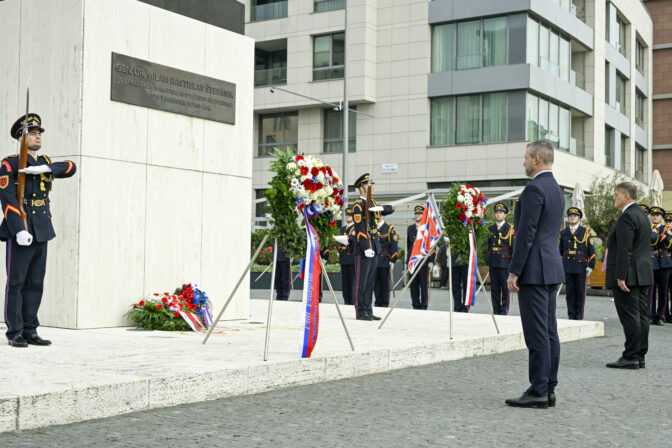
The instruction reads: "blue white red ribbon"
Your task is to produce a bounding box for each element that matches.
[464,229,478,307]
[299,215,321,358]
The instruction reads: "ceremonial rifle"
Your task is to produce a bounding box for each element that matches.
[364,155,373,236]
[16,89,30,231]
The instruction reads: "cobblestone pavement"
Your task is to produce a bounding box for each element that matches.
[3,289,672,448]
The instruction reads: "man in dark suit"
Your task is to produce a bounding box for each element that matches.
[505,140,565,409]
[605,182,653,369]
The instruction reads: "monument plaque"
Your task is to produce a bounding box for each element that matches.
[111,52,236,124]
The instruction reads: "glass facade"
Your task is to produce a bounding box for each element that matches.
[526,93,538,141]
[432,17,507,72]
[258,112,298,157]
[255,48,287,87]
[636,40,645,74]
[528,17,570,82]
[616,74,626,115]
[457,21,481,70]
[430,93,508,146]
[456,95,480,143]
[616,15,626,56]
[251,0,288,22]
[605,127,615,169]
[483,17,507,67]
[313,33,345,80]
[430,97,454,145]
[635,145,645,182]
[635,92,645,127]
[314,0,344,13]
[323,108,356,153]
[482,93,507,142]
[527,93,570,151]
[431,23,455,72]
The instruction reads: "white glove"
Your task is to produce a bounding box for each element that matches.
[16,230,33,246]
[334,235,349,246]
[443,236,449,243]
[368,206,383,212]
[19,165,51,175]
[364,249,375,258]
[586,267,593,277]
[389,262,395,269]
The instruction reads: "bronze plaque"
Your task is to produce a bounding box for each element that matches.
[110,52,235,124]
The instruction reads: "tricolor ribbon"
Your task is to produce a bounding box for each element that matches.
[164,295,206,332]
[464,229,478,307]
[298,214,321,358]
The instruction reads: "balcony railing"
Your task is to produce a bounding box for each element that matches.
[254,67,287,87]
[314,0,345,13]
[251,1,287,22]
[570,137,585,157]
[313,66,344,81]
[570,70,585,90]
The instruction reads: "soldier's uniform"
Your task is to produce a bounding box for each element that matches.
[665,213,672,323]
[337,208,356,305]
[451,251,470,312]
[1,114,77,345]
[351,173,394,319]
[274,247,291,301]
[408,205,430,310]
[649,206,672,325]
[559,207,596,320]
[488,203,514,315]
[640,204,657,319]
[374,219,398,307]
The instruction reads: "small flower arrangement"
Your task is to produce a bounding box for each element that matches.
[127,283,213,331]
[440,183,490,263]
[455,184,487,226]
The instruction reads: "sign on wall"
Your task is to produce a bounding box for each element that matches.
[110,52,236,124]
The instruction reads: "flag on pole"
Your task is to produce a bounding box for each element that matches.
[298,215,321,358]
[408,194,444,274]
[464,229,478,307]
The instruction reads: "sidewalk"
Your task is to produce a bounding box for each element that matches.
[0,299,603,433]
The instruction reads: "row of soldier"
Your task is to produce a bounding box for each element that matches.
[272,174,672,323]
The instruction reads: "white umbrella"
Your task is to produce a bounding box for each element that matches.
[572,182,585,211]
[650,169,664,207]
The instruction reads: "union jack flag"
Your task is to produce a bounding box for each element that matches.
[408,194,444,274]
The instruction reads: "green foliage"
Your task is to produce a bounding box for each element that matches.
[251,229,269,255]
[251,263,342,273]
[585,172,649,242]
[126,301,191,331]
[439,183,490,264]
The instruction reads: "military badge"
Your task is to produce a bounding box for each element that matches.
[0,175,8,189]
[354,214,361,223]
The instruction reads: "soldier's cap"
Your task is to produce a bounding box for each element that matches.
[567,207,583,218]
[639,204,650,215]
[353,173,374,188]
[494,202,508,213]
[345,207,353,215]
[10,113,45,140]
[650,206,665,216]
[414,205,424,214]
[664,212,672,221]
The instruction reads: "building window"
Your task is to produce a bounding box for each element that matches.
[620,135,627,172]
[313,33,345,81]
[324,107,356,153]
[251,0,288,22]
[635,144,645,182]
[430,93,509,146]
[255,47,287,87]
[635,92,645,127]
[314,0,344,13]
[258,112,298,157]
[430,97,455,145]
[431,23,455,72]
[526,93,538,141]
[483,17,507,67]
[548,103,559,148]
[615,74,626,115]
[616,15,626,56]
[559,108,570,152]
[636,40,645,74]
[605,127,615,169]
[255,189,266,219]
[457,20,481,70]
[539,98,549,141]
[527,17,538,66]
[539,24,550,72]
[559,38,570,82]
[456,95,480,144]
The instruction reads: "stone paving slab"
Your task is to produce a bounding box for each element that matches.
[0,299,603,433]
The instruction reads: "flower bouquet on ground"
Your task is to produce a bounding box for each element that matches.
[265,147,345,358]
[127,283,213,331]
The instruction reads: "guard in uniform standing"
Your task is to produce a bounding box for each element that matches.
[374,215,398,307]
[639,204,658,319]
[1,114,77,347]
[558,207,596,320]
[488,202,514,315]
[274,247,291,301]
[451,249,470,312]
[649,206,672,325]
[337,208,355,305]
[407,205,430,309]
[665,212,672,323]
[351,173,395,320]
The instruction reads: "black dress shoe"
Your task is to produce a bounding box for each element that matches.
[8,335,28,348]
[505,392,549,408]
[356,315,373,321]
[639,357,645,369]
[606,357,639,369]
[24,334,51,346]
[652,320,664,326]
[548,393,556,407]
[369,315,381,321]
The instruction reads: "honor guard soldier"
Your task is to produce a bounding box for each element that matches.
[559,207,596,320]
[274,247,291,301]
[337,208,356,305]
[351,173,395,320]
[374,215,398,307]
[640,204,657,319]
[1,114,77,347]
[649,206,672,325]
[488,203,514,315]
[451,249,470,312]
[665,212,672,323]
[407,205,432,309]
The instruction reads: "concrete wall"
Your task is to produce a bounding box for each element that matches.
[0,0,254,328]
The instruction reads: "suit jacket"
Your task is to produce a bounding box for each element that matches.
[605,203,653,288]
[509,171,565,285]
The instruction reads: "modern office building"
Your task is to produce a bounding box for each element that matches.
[246,0,653,230]
[642,0,672,206]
